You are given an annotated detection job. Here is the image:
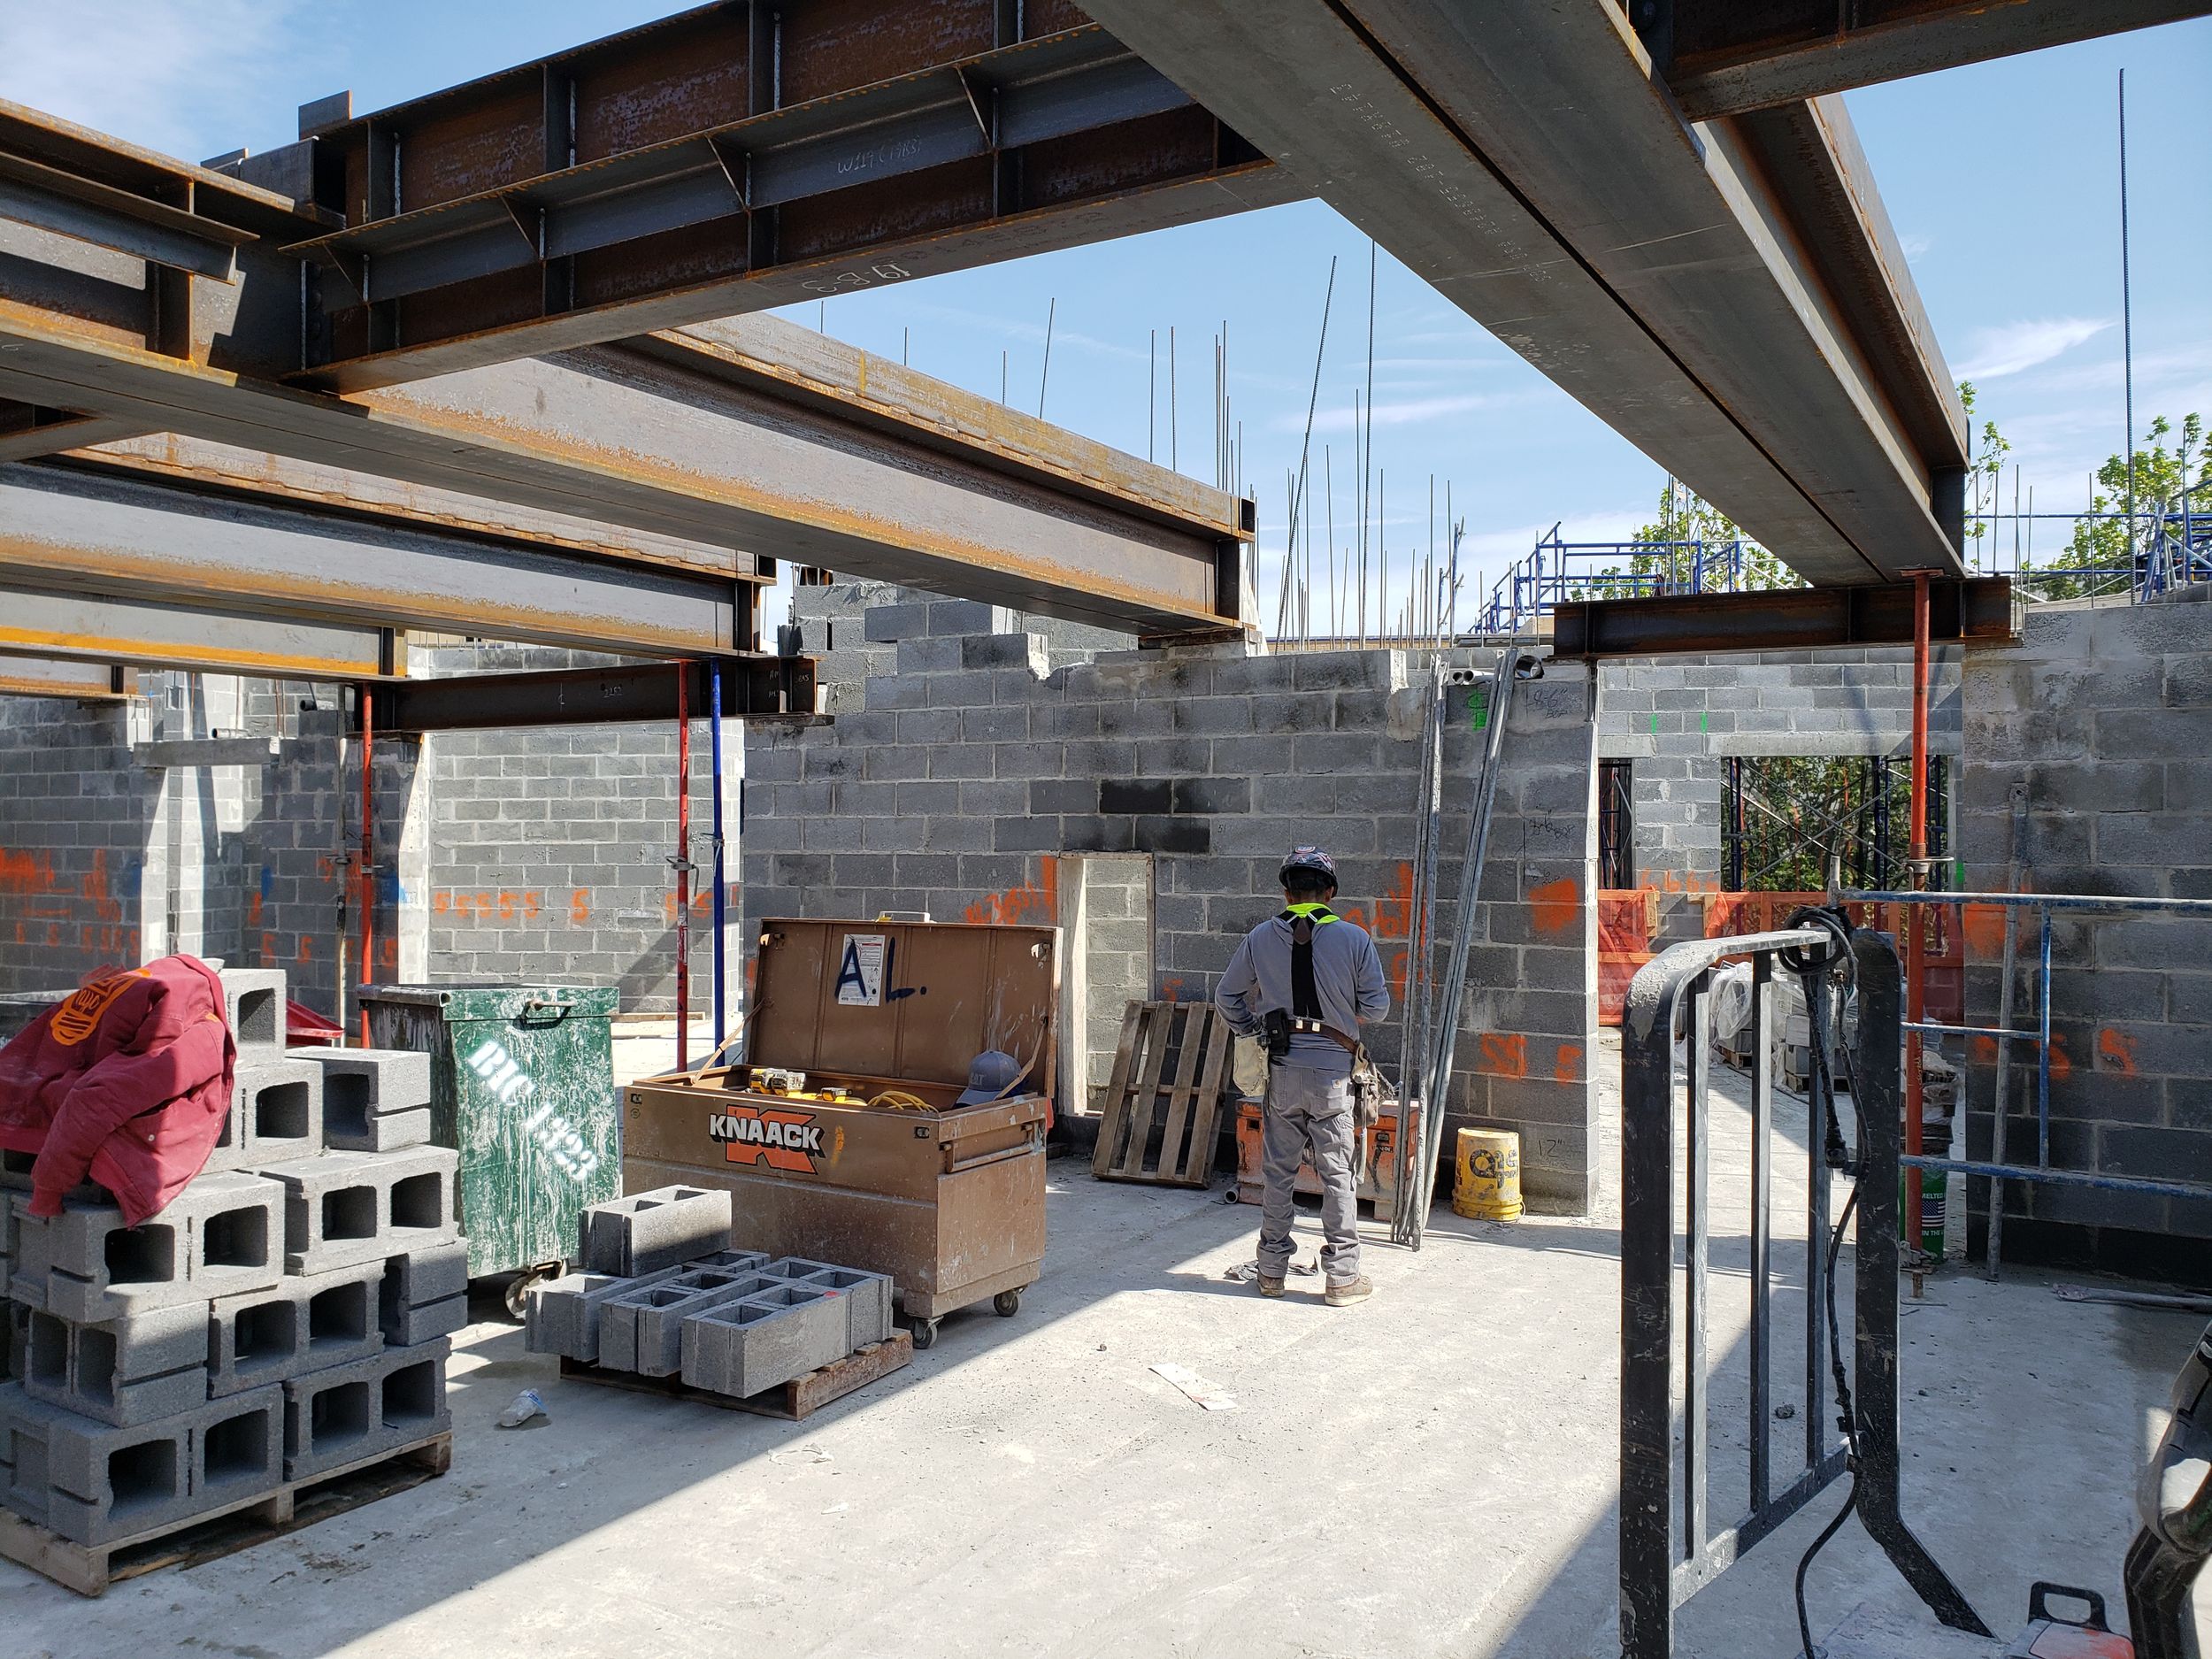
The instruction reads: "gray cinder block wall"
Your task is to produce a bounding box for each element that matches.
[1595,647,1962,939]
[0,646,730,1018]
[743,600,1601,1210]
[1958,598,2212,1281]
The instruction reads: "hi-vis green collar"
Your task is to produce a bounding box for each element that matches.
[1278,902,1340,925]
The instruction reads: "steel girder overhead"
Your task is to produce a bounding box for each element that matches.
[0,587,395,680]
[1082,0,1969,587]
[0,465,756,658]
[0,308,1248,636]
[270,4,1294,390]
[1653,1,2212,119]
[0,657,132,700]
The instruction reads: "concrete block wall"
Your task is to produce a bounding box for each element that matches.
[1957,598,2212,1279]
[416,644,736,1012]
[1595,647,1962,940]
[743,618,1601,1209]
[0,695,158,990]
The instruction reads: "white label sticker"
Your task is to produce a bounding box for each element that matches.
[834,933,887,1007]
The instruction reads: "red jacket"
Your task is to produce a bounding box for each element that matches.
[0,956,236,1225]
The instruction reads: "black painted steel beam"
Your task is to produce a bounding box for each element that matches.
[366,657,818,732]
[1658,1,2212,120]
[1550,577,2017,658]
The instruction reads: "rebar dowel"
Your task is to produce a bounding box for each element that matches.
[709,657,727,1054]
[357,684,374,1048]
[675,662,691,1072]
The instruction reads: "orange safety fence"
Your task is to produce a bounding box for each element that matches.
[1698,892,1962,1025]
[1598,888,1660,1026]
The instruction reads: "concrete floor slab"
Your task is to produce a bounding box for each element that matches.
[7,1033,2205,1656]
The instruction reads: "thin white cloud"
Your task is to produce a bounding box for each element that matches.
[1286,389,1548,435]
[1957,317,2113,381]
[1900,233,1933,260]
[0,0,301,161]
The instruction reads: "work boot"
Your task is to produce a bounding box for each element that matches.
[1324,1275,1374,1308]
[1256,1273,1286,1298]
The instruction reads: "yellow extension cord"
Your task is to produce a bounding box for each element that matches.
[866,1089,936,1112]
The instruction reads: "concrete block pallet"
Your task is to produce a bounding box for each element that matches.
[532,1208,903,1419]
[0,968,463,1589]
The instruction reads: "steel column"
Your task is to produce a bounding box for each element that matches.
[675,662,691,1073]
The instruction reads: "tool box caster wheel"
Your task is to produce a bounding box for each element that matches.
[910,1318,941,1350]
[993,1289,1023,1317]
[504,1262,561,1319]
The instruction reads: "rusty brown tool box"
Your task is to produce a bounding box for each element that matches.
[623,918,1056,1348]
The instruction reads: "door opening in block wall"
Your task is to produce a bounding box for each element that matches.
[1057,854,1156,1117]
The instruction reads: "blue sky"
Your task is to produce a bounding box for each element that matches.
[3,4,2204,626]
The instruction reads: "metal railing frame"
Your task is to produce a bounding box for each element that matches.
[1620,926,1980,1655]
[1842,888,2212,1277]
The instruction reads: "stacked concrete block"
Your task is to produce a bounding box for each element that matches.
[0,968,469,1552]
[24,1302,209,1427]
[255,1145,458,1275]
[524,1265,685,1363]
[577,1186,731,1276]
[597,1267,777,1377]
[217,969,288,1064]
[39,1174,285,1323]
[0,1380,284,1545]
[301,1047,433,1154]
[378,1237,470,1346]
[679,1282,849,1400]
[281,1339,450,1482]
[231,1059,326,1164]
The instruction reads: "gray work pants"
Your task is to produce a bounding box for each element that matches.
[1256,1065,1362,1285]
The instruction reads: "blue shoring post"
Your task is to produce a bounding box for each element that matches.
[708,658,727,1053]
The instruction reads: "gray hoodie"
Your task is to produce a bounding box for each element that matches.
[1214,906,1390,1077]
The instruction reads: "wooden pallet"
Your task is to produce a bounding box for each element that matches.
[0,1432,451,1597]
[557,1330,913,1421]
[1092,1001,1233,1187]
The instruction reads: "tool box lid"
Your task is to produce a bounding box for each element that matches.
[749,918,1058,1098]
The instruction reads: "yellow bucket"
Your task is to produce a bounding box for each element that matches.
[1453,1127,1524,1221]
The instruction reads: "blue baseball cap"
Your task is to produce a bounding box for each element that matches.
[956,1048,1025,1105]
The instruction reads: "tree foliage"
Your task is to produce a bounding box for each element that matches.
[1586,480,1802,599]
[2023,411,2208,600]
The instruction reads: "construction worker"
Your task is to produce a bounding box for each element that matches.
[1214,846,1388,1306]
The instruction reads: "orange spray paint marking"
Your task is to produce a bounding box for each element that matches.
[1555,1043,1585,1085]
[571,890,592,926]
[1371,861,1416,942]
[963,856,1059,926]
[2048,1034,2073,1084]
[1479,1033,1529,1079]
[1529,878,1580,937]
[1960,903,2008,958]
[0,849,58,895]
[1161,977,1186,1004]
[2097,1028,2139,1076]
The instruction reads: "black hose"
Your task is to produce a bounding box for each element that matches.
[1788,907,1864,1658]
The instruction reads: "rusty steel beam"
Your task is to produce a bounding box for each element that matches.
[0,305,1246,635]
[65,434,764,580]
[209,4,1295,389]
[0,585,396,680]
[0,655,133,700]
[1550,576,2016,658]
[1656,1,2212,120]
[365,657,818,733]
[0,402,143,462]
[0,464,755,657]
[1084,0,1966,586]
